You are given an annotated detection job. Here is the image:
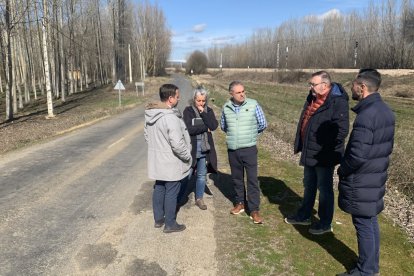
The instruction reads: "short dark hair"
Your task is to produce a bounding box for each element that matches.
[229,80,243,92]
[355,69,381,92]
[159,84,178,102]
[312,70,331,85]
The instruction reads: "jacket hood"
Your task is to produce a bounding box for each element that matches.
[145,101,182,124]
[330,82,349,100]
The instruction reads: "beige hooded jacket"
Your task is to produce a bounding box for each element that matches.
[144,101,192,181]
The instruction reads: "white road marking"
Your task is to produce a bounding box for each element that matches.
[108,137,125,149]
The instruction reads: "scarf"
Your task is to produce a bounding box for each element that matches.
[300,92,329,143]
[192,105,211,153]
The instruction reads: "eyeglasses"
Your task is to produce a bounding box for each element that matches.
[308,82,325,88]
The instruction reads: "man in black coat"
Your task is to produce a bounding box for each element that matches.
[285,71,349,235]
[336,69,395,276]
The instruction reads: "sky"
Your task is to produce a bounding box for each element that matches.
[145,0,392,61]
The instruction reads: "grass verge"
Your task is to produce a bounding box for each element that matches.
[206,76,414,275]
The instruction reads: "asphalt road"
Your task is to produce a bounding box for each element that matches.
[0,75,218,275]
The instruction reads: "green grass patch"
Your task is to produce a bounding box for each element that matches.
[209,76,414,275]
[214,132,414,275]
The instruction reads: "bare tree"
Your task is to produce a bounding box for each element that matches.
[0,0,172,121]
[206,0,413,69]
[42,0,54,118]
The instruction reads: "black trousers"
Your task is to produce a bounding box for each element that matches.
[228,145,260,212]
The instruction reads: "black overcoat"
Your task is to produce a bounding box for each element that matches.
[294,83,350,167]
[338,93,395,217]
[183,105,218,173]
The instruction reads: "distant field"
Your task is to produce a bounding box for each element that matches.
[192,69,414,240]
[206,67,414,76]
[198,72,414,275]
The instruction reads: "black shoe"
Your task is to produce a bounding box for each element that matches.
[163,223,186,233]
[154,219,165,228]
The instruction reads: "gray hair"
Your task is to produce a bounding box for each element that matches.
[312,71,331,86]
[192,86,208,105]
[229,80,244,92]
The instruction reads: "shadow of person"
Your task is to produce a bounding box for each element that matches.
[259,176,357,271]
[209,170,236,204]
[177,171,218,211]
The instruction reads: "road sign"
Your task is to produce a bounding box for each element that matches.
[114,80,125,90]
[114,80,125,107]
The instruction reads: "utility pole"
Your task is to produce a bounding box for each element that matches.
[285,46,289,69]
[276,43,280,70]
[354,41,358,68]
[220,52,222,72]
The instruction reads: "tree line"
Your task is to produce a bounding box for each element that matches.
[206,0,414,70]
[0,0,171,121]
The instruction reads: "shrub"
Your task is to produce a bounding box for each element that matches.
[186,50,208,75]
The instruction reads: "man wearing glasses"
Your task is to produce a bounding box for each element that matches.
[285,71,349,235]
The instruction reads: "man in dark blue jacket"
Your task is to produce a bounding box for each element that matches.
[285,71,349,235]
[336,69,395,276]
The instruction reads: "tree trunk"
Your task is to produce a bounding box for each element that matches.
[4,0,14,120]
[59,2,65,102]
[42,0,54,118]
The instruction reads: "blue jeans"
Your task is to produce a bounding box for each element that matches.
[352,215,380,275]
[296,166,334,227]
[153,180,181,228]
[194,157,207,200]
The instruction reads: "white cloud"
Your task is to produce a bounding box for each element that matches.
[192,24,207,33]
[304,9,341,21]
[317,9,341,20]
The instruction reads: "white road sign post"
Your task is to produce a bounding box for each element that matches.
[114,80,126,106]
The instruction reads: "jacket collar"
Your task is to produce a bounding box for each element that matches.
[352,92,381,114]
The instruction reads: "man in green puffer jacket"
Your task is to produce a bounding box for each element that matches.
[221,81,267,224]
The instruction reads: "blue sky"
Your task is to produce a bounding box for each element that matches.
[145,0,389,61]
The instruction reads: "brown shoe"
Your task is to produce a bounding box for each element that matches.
[230,203,245,215]
[250,211,263,224]
[195,199,207,210]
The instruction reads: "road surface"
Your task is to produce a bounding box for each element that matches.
[0,75,218,275]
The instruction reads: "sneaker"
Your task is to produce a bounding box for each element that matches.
[230,203,245,215]
[284,216,311,225]
[309,223,333,235]
[250,211,263,224]
[195,199,207,210]
[154,218,165,228]
[163,223,186,233]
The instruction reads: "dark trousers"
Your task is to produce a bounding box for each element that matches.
[297,166,334,227]
[352,215,380,276]
[153,180,181,228]
[228,146,260,212]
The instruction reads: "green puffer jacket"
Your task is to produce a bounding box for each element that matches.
[223,98,258,150]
